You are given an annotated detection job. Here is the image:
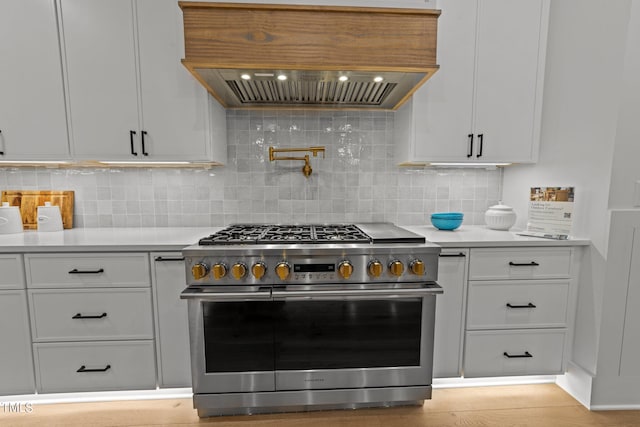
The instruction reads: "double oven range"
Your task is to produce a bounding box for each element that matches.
[181,223,442,417]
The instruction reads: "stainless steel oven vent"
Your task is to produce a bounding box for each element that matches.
[225,79,397,106]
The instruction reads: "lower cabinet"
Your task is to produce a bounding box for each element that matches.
[433,249,468,378]
[0,290,36,395]
[25,252,157,393]
[151,252,192,388]
[33,341,156,393]
[463,247,576,377]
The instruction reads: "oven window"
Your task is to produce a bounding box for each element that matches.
[202,301,274,373]
[275,298,422,370]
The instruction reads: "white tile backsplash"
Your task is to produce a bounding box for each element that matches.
[0,110,502,227]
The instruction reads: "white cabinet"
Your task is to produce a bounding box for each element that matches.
[0,0,70,161]
[395,0,549,164]
[0,290,36,395]
[60,0,225,163]
[463,247,573,377]
[25,252,157,393]
[151,253,192,387]
[433,249,468,378]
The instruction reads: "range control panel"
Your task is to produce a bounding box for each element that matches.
[186,253,438,286]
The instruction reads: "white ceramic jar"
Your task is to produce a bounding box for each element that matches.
[37,202,64,232]
[0,202,24,234]
[484,201,517,231]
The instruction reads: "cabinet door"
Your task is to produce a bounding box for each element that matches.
[0,0,69,160]
[472,0,547,162]
[0,290,36,395]
[61,0,140,160]
[411,1,477,162]
[433,249,468,378]
[151,253,191,387]
[136,0,210,161]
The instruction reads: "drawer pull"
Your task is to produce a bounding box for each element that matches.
[77,364,111,373]
[506,303,537,309]
[508,262,540,267]
[503,351,533,359]
[439,252,466,258]
[68,268,105,274]
[72,312,107,319]
[154,256,185,262]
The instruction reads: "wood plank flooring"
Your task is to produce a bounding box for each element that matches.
[3,384,640,427]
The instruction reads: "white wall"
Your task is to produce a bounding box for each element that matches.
[501,0,631,380]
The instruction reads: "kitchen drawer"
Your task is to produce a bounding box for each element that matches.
[467,280,569,329]
[34,341,156,393]
[463,330,565,377]
[25,253,150,288]
[0,254,25,290]
[29,288,154,342]
[468,248,571,280]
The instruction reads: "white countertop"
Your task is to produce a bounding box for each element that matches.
[404,225,590,247]
[0,227,223,253]
[0,225,590,253]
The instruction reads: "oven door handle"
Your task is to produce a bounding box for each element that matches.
[180,289,272,301]
[272,284,442,300]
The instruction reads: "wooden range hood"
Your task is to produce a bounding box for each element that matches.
[179,2,440,110]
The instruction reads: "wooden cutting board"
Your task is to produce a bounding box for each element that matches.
[1,191,74,229]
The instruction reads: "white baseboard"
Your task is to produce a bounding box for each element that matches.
[555,362,594,409]
[433,375,556,388]
[0,388,192,406]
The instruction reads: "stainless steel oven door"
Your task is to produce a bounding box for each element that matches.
[182,287,275,394]
[271,283,441,391]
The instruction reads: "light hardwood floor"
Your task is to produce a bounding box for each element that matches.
[3,384,640,427]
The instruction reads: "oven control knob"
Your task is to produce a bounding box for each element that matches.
[251,262,267,280]
[212,263,227,280]
[410,259,425,276]
[275,262,291,281]
[231,263,247,280]
[389,260,405,276]
[191,263,209,280]
[368,260,383,278]
[338,261,354,279]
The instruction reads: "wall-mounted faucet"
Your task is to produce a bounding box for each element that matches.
[268,146,326,177]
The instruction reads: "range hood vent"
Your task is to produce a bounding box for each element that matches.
[180,2,440,110]
[227,79,396,107]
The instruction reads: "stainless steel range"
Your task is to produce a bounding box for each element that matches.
[181,223,442,417]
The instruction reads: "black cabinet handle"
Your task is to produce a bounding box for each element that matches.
[154,256,185,262]
[467,134,474,158]
[0,129,4,155]
[77,364,111,373]
[439,252,467,258]
[72,312,107,319]
[503,351,533,359]
[130,130,138,156]
[68,268,105,274]
[506,303,537,309]
[141,130,148,156]
[476,134,484,158]
[509,262,540,267]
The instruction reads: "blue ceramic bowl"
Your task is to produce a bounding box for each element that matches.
[431,212,463,230]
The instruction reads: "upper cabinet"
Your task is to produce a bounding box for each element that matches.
[60,0,226,163]
[0,0,70,161]
[395,0,549,164]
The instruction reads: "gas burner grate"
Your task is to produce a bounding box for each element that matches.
[198,224,371,245]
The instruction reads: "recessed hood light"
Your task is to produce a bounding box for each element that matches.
[277,74,287,81]
[339,75,349,82]
[240,74,251,80]
[374,76,384,83]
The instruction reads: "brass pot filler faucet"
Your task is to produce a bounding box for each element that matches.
[268,146,326,177]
